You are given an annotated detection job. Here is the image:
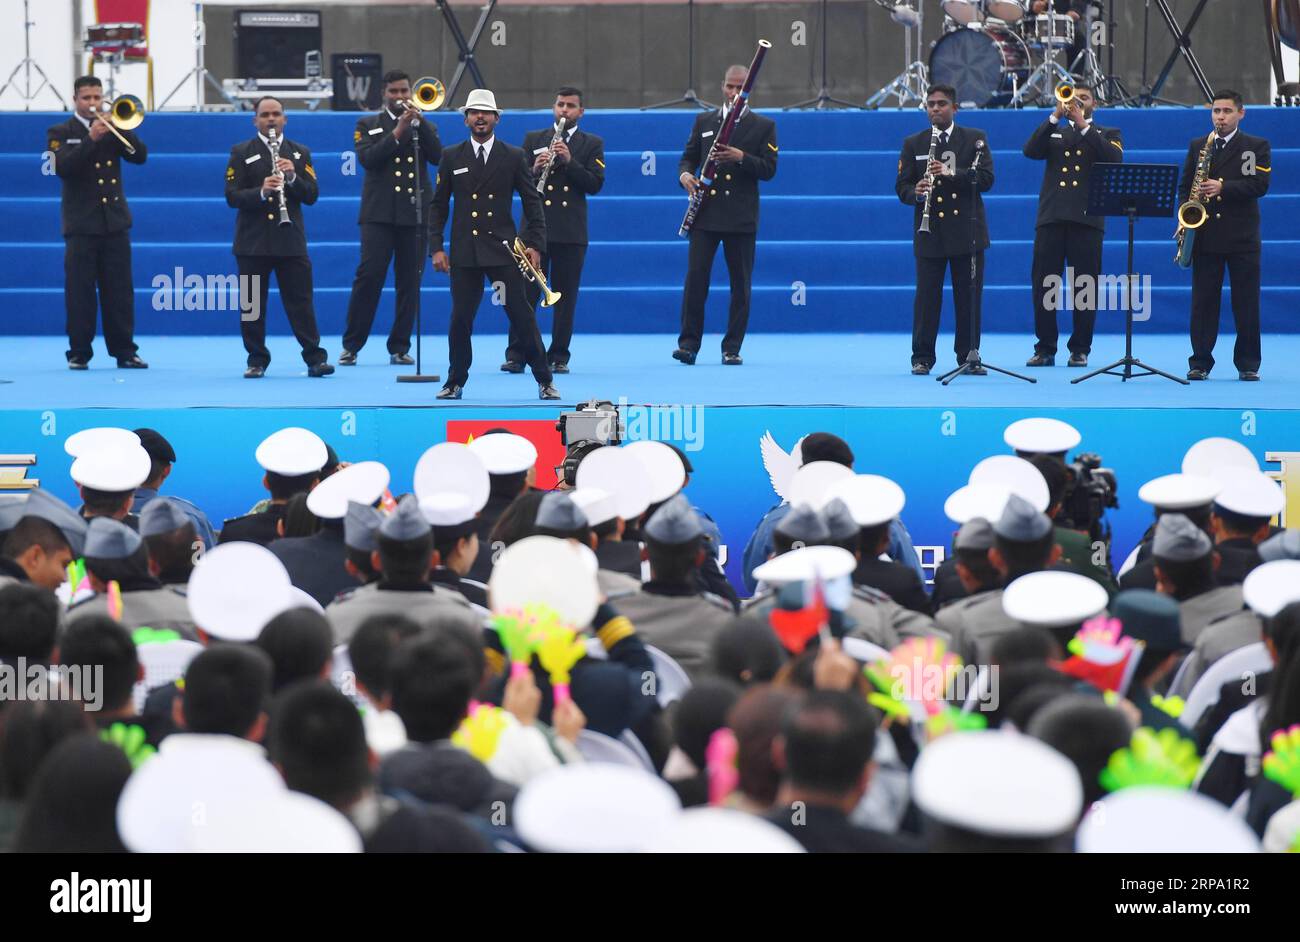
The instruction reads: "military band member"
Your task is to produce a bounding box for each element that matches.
[1023,84,1123,368]
[673,64,778,367]
[48,76,148,370]
[502,87,605,376]
[225,96,334,379]
[895,85,994,376]
[429,89,559,400]
[339,71,442,366]
[1181,90,1272,381]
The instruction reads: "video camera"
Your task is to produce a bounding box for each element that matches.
[554,399,622,487]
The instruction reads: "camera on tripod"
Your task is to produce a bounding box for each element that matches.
[1060,451,1118,553]
[554,399,622,487]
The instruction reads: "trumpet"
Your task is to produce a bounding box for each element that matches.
[1054,82,1075,106]
[506,238,561,307]
[395,76,446,114]
[95,94,144,155]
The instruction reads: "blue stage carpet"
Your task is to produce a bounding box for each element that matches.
[1,332,1292,411]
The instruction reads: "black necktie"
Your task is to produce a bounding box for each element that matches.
[477,144,487,165]
[938,131,949,149]
[1214,137,1225,155]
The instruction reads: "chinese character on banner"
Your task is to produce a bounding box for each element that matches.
[446,421,566,490]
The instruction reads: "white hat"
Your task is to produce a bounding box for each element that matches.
[570,487,618,527]
[419,491,476,527]
[69,442,152,492]
[1002,570,1109,627]
[944,483,1014,524]
[1213,470,1284,519]
[187,541,295,641]
[969,455,1050,511]
[288,586,324,614]
[459,88,502,114]
[623,440,686,504]
[1077,787,1259,853]
[824,474,905,527]
[190,790,362,853]
[912,730,1083,838]
[515,764,682,852]
[1137,473,1220,509]
[787,460,854,510]
[255,427,328,476]
[1182,437,1258,486]
[752,544,857,584]
[645,807,806,853]
[467,433,536,476]
[64,427,141,458]
[576,446,651,520]
[1263,800,1300,853]
[305,461,390,519]
[1243,560,1300,617]
[1004,417,1081,455]
[489,535,598,628]
[414,442,490,511]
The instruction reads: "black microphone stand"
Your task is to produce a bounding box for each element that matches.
[939,142,1035,386]
[397,114,439,384]
[643,0,714,110]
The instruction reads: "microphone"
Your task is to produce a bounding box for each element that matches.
[972,138,985,171]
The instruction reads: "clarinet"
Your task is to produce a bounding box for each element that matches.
[918,126,940,234]
[267,127,292,227]
[536,116,569,194]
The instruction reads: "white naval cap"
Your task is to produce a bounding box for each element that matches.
[623,440,686,503]
[187,541,295,641]
[912,730,1084,838]
[1182,436,1259,486]
[467,432,537,475]
[968,455,1051,511]
[488,535,598,628]
[419,492,477,527]
[69,441,152,492]
[191,790,362,853]
[1077,787,1259,853]
[305,461,390,519]
[569,487,618,527]
[515,763,682,852]
[823,473,905,527]
[1137,473,1220,510]
[645,807,806,854]
[1003,417,1081,455]
[63,427,141,458]
[752,544,857,585]
[415,442,490,513]
[1213,470,1284,519]
[254,427,328,476]
[1243,560,1300,618]
[944,483,1014,524]
[787,460,854,510]
[1002,570,1109,628]
[575,445,652,520]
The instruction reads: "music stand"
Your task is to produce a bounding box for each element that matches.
[397,121,440,384]
[1071,163,1188,385]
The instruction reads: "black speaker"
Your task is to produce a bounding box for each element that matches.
[234,9,323,79]
[331,53,384,111]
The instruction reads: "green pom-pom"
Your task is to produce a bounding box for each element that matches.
[1099,727,1199,793]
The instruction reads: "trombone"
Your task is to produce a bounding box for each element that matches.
[506,238,561,307]
[95,94,144,155]
[396,76,446,114]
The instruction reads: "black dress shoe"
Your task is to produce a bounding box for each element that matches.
[68,359,88,371]
[436,385,463,400]
[500,361,524,374]
[911,363,931,375]
[244,365,266,379]
[1240,370,1260,382]
[1025,353,1055,367]
[117,355,148,369]
[308,362,335,378]
[550,362,569,374]
[1187,369,1209,381]
[722,353,743,365]
[338,350,357,366]
[672,348,697,365]
[967,364,988,376]
[1068,353,1088,367]
[390,353,414,366]
[539,383,561,401]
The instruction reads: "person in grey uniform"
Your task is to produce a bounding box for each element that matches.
[139,497,200,588]
[531,491,639,602]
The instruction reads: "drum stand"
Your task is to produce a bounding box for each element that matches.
[158,3,232,111]
[1011,33,1074,107]
[865,2,928,110]
[0,0,67,110]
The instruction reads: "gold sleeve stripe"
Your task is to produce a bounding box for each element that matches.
[595,158,605,168]
[1257,166,1271,172]
[1112,142,1123,151]
[596,616,636,650]
[484,647,506,676]
[767,142,778,152]
[304,164,317,178]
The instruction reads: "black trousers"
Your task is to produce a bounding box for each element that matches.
[64,231,138,362]
[912,251,984,367]
[342,223,426,356]
[678,229,755,356]
[1189,249,1262,373]
[236,255,326,368]
[1031,222,1104,356]
[447,264,552,388]
[509,242,587,366]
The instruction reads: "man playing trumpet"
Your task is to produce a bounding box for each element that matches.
[47,76,148,370]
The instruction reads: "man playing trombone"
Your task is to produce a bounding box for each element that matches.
[47,76,148,370]
[429,89,560,400]
[339,70,442,366]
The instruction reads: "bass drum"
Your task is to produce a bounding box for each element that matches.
[929,25,1031,107]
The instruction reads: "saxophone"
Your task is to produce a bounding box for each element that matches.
[1174,131,1215,269]
[918,125,940,234]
